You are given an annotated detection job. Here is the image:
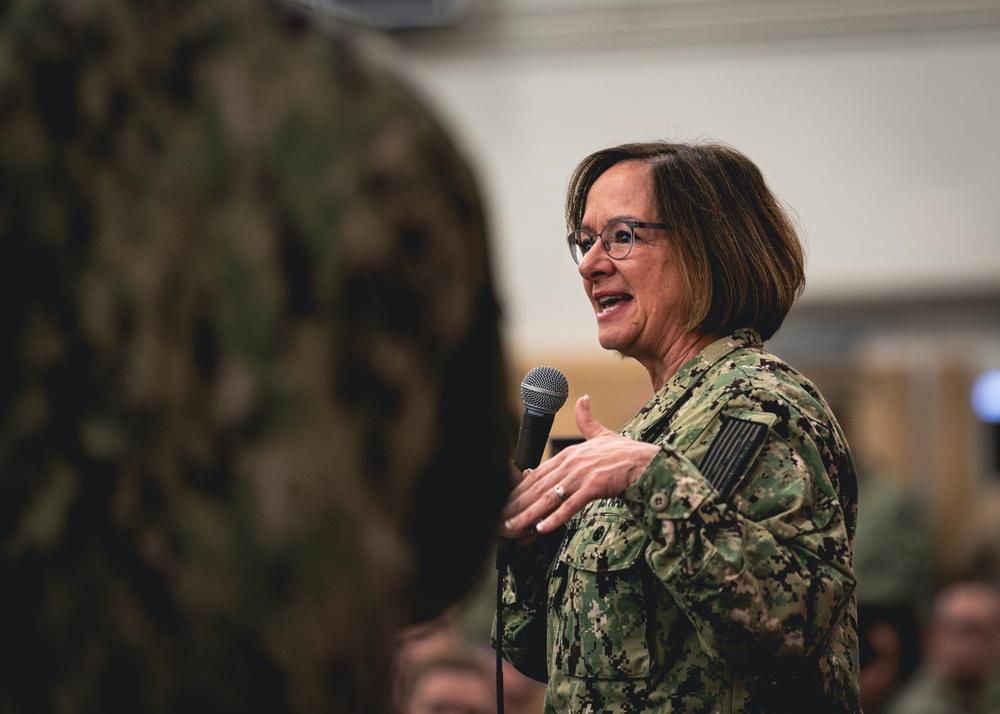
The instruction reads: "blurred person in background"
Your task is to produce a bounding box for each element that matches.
[0,0,511,711]
[395,611,477,706]
[854,471,932,712]
[497,141,859,712]
[495,657,548,714]
[887,579,1000,714]
[395,605,545,714]
[859,604,926,714]
[396,624,495,714]
[400,652,494,714]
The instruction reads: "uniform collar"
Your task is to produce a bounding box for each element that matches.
[624,328,763,440]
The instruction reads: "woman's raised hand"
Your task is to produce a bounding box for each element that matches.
[501,395,660,536]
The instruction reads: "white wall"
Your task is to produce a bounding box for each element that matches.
[399,33,1000,356]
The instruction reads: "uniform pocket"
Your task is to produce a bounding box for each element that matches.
[552,512,651,679]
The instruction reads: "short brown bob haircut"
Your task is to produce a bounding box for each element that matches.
[566,141,805,341]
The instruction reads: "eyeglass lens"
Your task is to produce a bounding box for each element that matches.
[568,222,633,264]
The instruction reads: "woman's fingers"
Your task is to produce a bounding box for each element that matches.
[502,475,565,533]
[575,394,615,440]
[533,491,581,533]
[504,469,589,535]
[501,473,560,530]
[501,394,626,536]
[501,445,591,533]
[509,461,527,486]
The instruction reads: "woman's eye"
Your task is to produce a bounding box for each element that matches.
[611,228,632,244]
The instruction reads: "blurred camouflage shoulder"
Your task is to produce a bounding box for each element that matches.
[0,0,511,711]
[854,474,932,608]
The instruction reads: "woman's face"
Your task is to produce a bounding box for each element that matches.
[577,161,689,367]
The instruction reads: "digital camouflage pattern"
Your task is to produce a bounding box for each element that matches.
[500,329,860,713]
[0,1,511,711]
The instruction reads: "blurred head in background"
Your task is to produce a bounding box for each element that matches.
[926,580,1000,687]
[398,641,494,714]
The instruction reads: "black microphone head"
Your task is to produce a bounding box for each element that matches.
[520,366,569,416]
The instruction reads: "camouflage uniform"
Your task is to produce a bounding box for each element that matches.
[1,1,510,712]
[500,329,860,713]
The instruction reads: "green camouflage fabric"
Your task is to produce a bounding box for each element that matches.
[0,1,511,711]
[500,329,860,713]
[854,474,931,607]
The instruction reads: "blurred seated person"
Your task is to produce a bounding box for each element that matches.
[498,657,548,714]
[855,472,931,712]
[886,579,1000,714]
[399,649,495,714]
[860,604,924,714]
[395,602,546,714]
[396,612,475,696]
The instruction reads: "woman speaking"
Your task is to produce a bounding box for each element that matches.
[498,141,860,713]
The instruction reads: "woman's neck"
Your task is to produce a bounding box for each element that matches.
[644,331,719,391]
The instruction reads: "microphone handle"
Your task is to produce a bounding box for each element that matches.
[513,408,555,471]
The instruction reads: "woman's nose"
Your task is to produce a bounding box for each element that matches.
[578,240,613,278]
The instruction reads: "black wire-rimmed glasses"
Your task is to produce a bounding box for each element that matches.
[567,220,670,264]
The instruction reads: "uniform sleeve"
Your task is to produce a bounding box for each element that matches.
[621,388,857,669]
[495,531,564,682]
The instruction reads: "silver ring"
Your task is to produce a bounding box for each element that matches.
[554,484,567,500]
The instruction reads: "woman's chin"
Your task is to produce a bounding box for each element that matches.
[597,331,630,354]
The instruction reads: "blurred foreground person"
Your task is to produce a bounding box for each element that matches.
[887,580,1000,714]
[498,141,859,712]
[0,0,510,711]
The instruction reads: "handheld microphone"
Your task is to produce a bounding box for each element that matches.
[498,366,569,712]
[513,366,569,471]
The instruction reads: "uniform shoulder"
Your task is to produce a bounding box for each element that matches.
[713,346,837,428]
